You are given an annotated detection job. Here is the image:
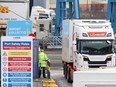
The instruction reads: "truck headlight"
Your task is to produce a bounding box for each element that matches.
[106,55,112,66]
[107,55,112,60]
[82,55,88,61]
[107,33,112,37]
[82,33,88,37]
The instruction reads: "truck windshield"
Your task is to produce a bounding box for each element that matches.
[80,40,113,55]
[39,13,49,19]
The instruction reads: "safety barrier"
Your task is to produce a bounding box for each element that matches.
[33,79,58,87]
[42,79,58,87]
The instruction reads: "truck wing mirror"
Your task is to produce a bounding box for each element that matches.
[76,50,79,54]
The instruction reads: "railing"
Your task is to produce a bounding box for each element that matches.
[42,36,62,49]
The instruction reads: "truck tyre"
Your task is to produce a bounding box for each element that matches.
[63,64,65,75]
[67,69,71,82]
[64,64,67,79]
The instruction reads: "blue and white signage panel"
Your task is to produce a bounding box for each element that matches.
[1,36,33,87]
[7,20,32,36]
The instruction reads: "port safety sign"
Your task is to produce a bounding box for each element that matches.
[1,36,33,87]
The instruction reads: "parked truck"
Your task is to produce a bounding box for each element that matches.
[30,6,55,33]
[62,19,116,84]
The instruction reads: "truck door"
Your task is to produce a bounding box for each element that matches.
[73,39,79,69]
[74,39,84,70]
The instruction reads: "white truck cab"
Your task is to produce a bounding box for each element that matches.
[30,6,51,22]
[30,6,54,33]
[73,20,115,70]
[62,19,116,82]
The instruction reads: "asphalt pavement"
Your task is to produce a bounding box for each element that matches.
[45,49,72,87]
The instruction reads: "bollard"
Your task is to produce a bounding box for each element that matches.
[47,61,51,79]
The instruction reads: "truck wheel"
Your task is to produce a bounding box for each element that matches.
[64,64,67,79]
[63,64,65,75]
[67,69,71,82]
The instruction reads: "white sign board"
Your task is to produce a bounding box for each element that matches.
[0,1,29,23]
[1,36,33,87]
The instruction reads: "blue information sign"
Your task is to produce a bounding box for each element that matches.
[7,20,32,36]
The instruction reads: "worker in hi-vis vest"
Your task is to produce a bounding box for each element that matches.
[39,49,49,78]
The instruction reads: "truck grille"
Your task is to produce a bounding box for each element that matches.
[84,58,111,68]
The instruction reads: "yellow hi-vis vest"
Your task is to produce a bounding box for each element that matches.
[39,52,48,67]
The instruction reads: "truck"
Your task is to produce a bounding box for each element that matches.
[30,6,55,33]
[30,6,55,23]
[62,19,116,84]
[0,0,29,37]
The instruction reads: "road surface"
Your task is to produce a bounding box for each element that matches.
[45,49,72,87]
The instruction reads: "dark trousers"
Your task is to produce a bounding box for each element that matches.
[39,67,46,78]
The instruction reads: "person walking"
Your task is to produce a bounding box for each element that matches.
[38,49,49,78]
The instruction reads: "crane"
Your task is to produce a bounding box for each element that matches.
[107,0,116,32]
[54,0,80,36]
